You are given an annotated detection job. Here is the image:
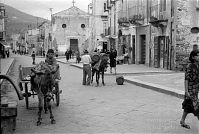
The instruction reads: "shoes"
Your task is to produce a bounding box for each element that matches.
[180,121,190,129]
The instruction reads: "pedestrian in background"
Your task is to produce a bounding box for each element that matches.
[6,50,10,58]
[43,50,45,57]
[65,49,70,62]
[180,50,199,129]
[31,51,36,65]
[81,50,92,85]
[109,48,117,74]
[69,49,72,59]
[75,50,81,64]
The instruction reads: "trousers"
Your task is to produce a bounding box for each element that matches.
[82,64,91,85]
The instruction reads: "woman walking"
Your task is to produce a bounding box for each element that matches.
[180,50,199,129]
[109,48,117,74]
[65,49,70,62]
[31,51,36,65]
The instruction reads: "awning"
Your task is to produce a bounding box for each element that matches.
[0,41,10,48]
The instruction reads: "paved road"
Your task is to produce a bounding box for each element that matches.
[5,55,199,133]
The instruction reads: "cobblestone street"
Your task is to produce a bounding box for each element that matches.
[3,55,198,133]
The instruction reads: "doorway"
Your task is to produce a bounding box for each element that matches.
[132,35,135,64]
[102,42,107,52]
[140,35,146,64]
[70,39,78,52]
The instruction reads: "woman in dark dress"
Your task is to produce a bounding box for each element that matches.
[109,48,117,74]
[180,50,199,129]
[65,50,70,62]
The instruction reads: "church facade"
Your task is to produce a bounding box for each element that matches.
[51,6,91,54]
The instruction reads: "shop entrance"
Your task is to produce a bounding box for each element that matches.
[140,35,146,64]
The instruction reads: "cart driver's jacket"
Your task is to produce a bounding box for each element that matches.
[45,57,60,80]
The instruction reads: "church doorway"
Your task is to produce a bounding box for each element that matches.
[70,39,78,52]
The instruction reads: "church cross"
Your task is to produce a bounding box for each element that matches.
[72,0,75,6]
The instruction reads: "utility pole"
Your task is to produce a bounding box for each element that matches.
[49,8,53,49]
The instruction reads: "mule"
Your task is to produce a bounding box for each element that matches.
[91,58,108,86]
[30,62,59,126]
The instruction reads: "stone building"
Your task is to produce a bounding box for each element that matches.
[90,0,109,52]
[103,0,199,70]
[51,5,91,54]
[175,0,199,68]
[0,4,7,58]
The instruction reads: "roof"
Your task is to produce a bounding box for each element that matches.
[53,6,89,17]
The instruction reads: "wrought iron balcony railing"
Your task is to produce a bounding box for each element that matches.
[118,10,128,23]
[150,4,168,21]
[128,5,145,25]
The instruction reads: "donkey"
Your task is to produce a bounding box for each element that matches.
[30,62,59,126]
[91,55,108,86]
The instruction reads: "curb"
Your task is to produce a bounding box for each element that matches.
[58,60,185,99]
[6,58,15,75]
[124,77,184,99]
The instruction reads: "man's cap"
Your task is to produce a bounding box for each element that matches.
[84,50,88,54]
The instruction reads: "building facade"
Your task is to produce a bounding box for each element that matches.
[103,0,199,70]
[52,6,91,54]
[0,4,7,58]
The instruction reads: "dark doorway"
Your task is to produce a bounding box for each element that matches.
[102,42,107,52]
[140,35,146,64]
[70,39,78,52]
[132,35,135,64]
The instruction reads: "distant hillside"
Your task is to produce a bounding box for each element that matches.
[2,4,48,38]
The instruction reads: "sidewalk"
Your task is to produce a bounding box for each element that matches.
[0,57,15,75]
[0,56,185,99]
[57,58,185,99]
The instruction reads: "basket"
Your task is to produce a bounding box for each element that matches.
[116,76,124,85]
[92,54,100,62]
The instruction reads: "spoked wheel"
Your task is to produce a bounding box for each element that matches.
[24,82,29,109]
[55,82,60,106]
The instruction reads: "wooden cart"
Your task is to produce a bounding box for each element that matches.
[18,65,60,109]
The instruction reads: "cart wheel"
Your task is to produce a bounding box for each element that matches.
[18,82,23,91]
[25,82,29,109]
[55,82,60,106]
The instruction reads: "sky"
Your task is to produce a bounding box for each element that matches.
[1,0,92,19]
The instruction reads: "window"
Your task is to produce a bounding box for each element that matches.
[103,22,107,34]
[160,0,166,12]
[81,24,85,28]
[62,24,66,28]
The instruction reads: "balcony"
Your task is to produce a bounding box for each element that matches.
[149,4,168,27]
[128,6,145,25]
[118,10,129,27]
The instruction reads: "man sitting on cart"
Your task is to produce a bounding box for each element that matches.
[45,49,61,81]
